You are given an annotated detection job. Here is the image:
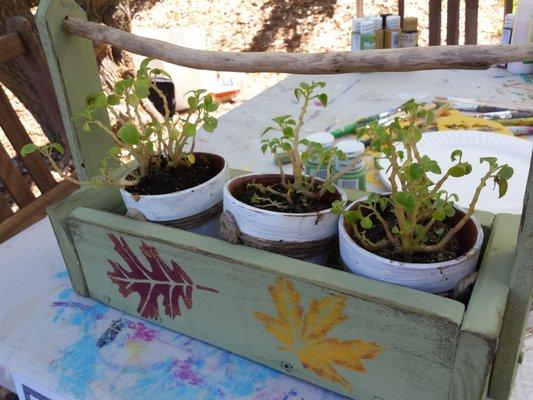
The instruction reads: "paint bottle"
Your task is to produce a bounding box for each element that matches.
[360,20,376,50]
[351,18,365,51]
[384,15,401,49]
[333,140,366,191]
[304,132,335,180]
[372,16,384,49]
[508,0,533,74]
[498,13,515,67]
[401,17,419,48]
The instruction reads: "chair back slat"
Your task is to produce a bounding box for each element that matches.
[465,0,480,45]
[0,32,25,63]
[0,87,57,192]
[429,0,443,46]
[0,196,14,222]
[0,143,35,208]
[446,0,461,45]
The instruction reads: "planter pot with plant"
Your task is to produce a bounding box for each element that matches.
[221,81,366,263]
[333,100,514,293]
[22,59,229,235]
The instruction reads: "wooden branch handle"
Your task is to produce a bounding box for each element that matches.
[63,17,533,75]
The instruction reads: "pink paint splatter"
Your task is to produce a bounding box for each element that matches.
[126,321,158,342]
[171,359,202,385]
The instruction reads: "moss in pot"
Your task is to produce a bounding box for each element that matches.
[222,81,361,263]
[22,59,230,232]
[333,100,514,293]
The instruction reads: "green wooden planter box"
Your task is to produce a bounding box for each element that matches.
[36,1,532,399]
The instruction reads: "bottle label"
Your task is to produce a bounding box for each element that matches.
[351,33,361,51]
[391,31,400,48]
[333,166,366,190]
[361,34,376,50]
[401,32,418,48]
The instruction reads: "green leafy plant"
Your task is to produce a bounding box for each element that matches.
[333,99,514,256]
[21,58,218,187]
[250,81,361,210]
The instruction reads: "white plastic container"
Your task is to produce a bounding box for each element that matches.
[120,153,230,236]
[508,0,533,75]
[339,198,484,293]
[223,174,346,264]
[304,131,335,180]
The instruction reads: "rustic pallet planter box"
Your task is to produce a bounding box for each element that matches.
[36,1,532,399]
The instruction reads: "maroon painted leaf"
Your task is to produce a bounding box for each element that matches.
[107,234,218,319]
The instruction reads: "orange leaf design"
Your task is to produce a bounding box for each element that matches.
[254,276,382,391]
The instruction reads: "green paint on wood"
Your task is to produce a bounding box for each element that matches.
[66,207,464,400]
[36,0,115,180]
[450,214,521,400]
[489,161,533,400]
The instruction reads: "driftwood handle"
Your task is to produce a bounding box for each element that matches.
[63,17,533,75]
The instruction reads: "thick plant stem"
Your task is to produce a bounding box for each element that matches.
[292,95,310,189]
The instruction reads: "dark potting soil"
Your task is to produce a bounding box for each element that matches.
[237,182,331,213]
[126,155,218,196]
[355,209,463,263]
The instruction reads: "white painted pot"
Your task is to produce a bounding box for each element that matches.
[339,198,484,293]
[223,174,346,263]
[120,153,230,235]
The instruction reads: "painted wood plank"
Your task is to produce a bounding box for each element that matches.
[446,0,460,45]
[450,214,521,400]
[67,206,464,400]
[429,0,442,46]
[36,0,115,180]
[0,142,35,208]
[0,86,57,193]
[465,0,479,45]
[489,160,533,399]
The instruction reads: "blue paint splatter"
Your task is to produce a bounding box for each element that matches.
[52,270,69,279]
[97,318,126,348]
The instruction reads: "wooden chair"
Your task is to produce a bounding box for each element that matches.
[357,0,515,45]
[0,17,78,243]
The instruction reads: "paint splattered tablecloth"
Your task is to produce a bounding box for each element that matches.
[0,219,345,400]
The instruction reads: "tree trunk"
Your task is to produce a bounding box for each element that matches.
[0,0,135,146]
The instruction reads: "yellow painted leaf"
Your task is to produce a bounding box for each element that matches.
[296,338,383,390]
[269,277,303,342]
[301,295,347,342]
[254,311,294,348]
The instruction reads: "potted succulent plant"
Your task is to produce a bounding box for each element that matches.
[222,81,363,263]
[22,59,229,234]
[333,100,514,293]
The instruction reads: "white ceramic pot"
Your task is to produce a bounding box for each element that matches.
[120,153,230,236]
[339,198,484,293]
[223,174,347,264]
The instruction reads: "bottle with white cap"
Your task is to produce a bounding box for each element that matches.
[333,140,366,190]
[304,132,335,180]
[360,19,376,50]
[384,15,401,48]
[351,18,365,51]
[372,16,384,49]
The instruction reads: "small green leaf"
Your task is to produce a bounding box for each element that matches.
[203,116,218,132]
[391,226,399,234]
[183,122,197,137]
[360,217,373,229]
[50,143,64,155]
[394,192,416,213]
[118,124,140,145]
[498,179,508,198]
[407,163,424,180]
[86,92,107,108]
[20,143,39,156]
[480,156,497,166]
[451,149,462,162]
[134,79,150,98]
[126,93,140,107]
[282,127,294,138]
[432,209,446,221]
[140,57,154,70]
[497,165,514,180]
[107,94,120,106]
[316,93,328,107]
